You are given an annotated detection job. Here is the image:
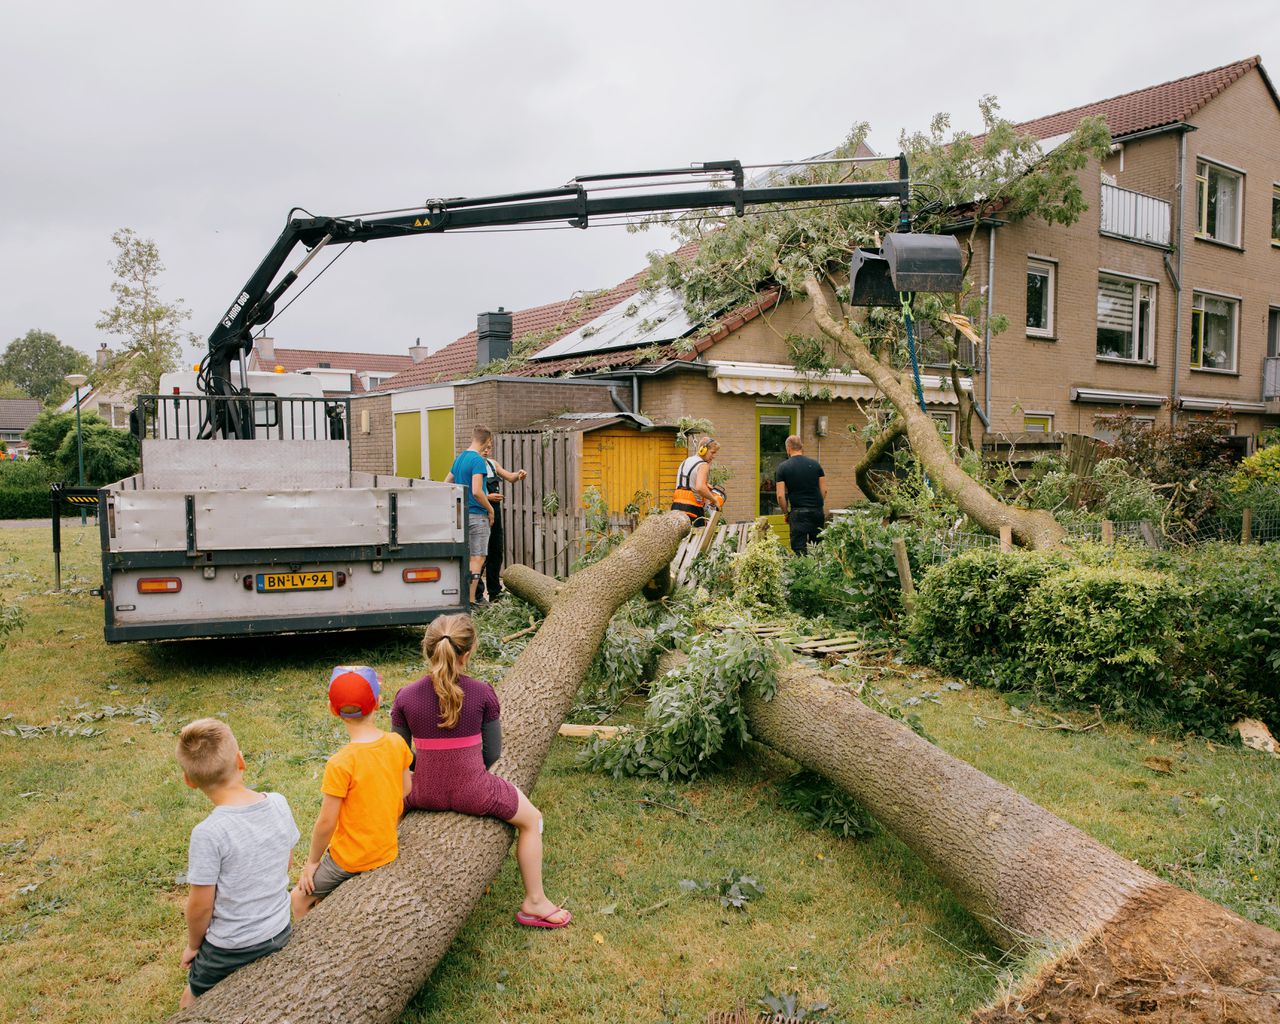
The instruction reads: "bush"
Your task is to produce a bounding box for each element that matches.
[786,509,936,632]
[53,421,138,487]
[906,548,1066,682]
[732,522,788,609]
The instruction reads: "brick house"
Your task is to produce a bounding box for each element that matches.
[245,337,415,397]
[968,55,1280,441]
[0,398,42,451]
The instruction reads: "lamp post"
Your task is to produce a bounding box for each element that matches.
[64,373,88,526]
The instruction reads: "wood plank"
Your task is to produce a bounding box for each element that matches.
[557,723,628,739]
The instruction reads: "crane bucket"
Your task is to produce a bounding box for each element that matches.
[849,232,964,305]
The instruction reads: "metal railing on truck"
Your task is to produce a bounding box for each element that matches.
[132,394,350,441]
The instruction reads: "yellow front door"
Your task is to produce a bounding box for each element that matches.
[757,406,798,545]
[394,411,422,478]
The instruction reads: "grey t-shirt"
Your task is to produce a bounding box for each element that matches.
[187,792,299,949]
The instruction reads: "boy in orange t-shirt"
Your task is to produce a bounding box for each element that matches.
[291,666,413,919]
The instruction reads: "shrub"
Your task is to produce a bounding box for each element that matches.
[1021,564,1181,716]
[731,522,788,610]
[906,548,1066,683]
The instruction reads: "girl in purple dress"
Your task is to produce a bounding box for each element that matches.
[391,613,570,929]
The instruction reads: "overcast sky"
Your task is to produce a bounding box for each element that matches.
[2,0,1277,366]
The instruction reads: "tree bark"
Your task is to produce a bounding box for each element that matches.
[802,277,1064,549]
[510,572,1280,1020]
[171,512,690,1024]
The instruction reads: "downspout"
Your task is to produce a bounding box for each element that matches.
[983,223,995,425]
[1169,129,1188,426]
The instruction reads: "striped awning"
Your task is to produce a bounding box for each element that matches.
[706,361,970,406]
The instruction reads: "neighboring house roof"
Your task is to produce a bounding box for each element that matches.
[0,398,42,432]
[248,347,414,394]
[1012,56,1275,141]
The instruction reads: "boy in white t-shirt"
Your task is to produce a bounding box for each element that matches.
[175,718,299,1009]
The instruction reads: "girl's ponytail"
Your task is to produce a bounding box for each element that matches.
[422,613,476,729]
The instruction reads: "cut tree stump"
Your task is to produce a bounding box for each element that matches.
[170,512,691,1024]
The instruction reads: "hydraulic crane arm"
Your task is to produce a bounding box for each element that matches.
[200,156,913,414]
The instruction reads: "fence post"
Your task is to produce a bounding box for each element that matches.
[1242,508,1253,545]
[1101,519,1114,546]
[999,525,1013,553]
[891,536,915,615]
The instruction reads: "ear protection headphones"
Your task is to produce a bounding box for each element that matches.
[697,438,718,457]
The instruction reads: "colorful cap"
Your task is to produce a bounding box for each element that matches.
[328,665,380,718]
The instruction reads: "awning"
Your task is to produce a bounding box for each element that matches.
[706,361,971,406]
[1178,395,1267,413]
[1070,387,1167,407]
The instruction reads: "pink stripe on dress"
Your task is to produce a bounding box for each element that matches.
[414,734,482,750]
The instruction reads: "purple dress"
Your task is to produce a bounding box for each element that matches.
[391,674,519,820]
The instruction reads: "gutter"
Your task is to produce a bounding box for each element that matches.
[1169,126,1194,426]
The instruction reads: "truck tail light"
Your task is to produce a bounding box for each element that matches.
[137,577,182,594]
[402,567,441,584]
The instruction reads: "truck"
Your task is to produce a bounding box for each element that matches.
[79,155,959,642]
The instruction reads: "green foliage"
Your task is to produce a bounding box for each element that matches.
[53,420,139,486]
[1232,444,1280,489]
[785,509,936,632]
[580,627,780,781]
[0,458,56,490]
[758,987,835,1022]
[23,411,81,461]
[673,416,714,449]
[684,532,739,599]
[778,770,875,839]
[680,868,765,911]
[572,619,656,720]
[94,228,192,396]
[730,523,788,609]
[0,602,24,651]
[572,487,627,570]
[908,545,1277,735]
[0,330,91,405]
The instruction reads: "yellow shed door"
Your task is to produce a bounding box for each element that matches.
[427,408,455,481]
[579,428,678,515]
[394,411,422,478]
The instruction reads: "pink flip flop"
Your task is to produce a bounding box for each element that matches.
[515,905,572,929]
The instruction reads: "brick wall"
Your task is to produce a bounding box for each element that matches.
[452,378,620,450]
[348,394,393,473]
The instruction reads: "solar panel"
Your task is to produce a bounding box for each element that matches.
[531,287,697,361]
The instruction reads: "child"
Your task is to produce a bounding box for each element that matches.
[175,718,299,1009]
[291,666,413,919]
[391,613,571,928]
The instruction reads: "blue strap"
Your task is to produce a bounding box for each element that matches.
[900,293,927,415]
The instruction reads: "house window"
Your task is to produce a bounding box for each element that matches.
[1190,292,1238,372]
[1026,259,1055,337]
[1269,307,1280,358]
[1023,414,1053,433]
[931,411,955,447]
[1195,160,1243,245]
[1272,185,1280,245]
[1097,275,1156,364]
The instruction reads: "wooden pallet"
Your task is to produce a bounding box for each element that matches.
[749,624,869,658]
[671,515,753,586]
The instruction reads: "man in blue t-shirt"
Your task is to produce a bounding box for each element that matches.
[446,425,496,604]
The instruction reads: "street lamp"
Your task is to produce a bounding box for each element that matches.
[65,373,88,525]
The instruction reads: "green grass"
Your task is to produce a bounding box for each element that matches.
[0,524,1276,1023]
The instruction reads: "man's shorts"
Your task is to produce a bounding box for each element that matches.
[467,513,491,559]
[309,850,360,900]
[187,923,290,996]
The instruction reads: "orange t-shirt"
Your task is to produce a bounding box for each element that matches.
[321,732,412,873]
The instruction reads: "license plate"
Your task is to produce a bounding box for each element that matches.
[256,571,334,593]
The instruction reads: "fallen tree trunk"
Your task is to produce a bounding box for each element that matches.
[509,571,1280,1022]
[172,512,690,1024]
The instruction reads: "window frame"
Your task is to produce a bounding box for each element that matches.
[1096,271,1157,365]
[1023,413,1054,433]
[1194,158,1244,247]
[1189,291,1240,373]
[1025,257,1056,338]
[1272,184,1280,246]
[1267,305,1280,359]
[930,411,956,448]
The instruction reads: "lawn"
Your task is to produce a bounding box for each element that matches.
[0,523,1276,1023]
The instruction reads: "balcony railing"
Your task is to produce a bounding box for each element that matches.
[1100,183,1171,247]
[1265,356,1280,400]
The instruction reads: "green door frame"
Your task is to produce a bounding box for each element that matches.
[756,405,798,542]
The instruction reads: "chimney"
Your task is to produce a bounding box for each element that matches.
[409,336,428,364]
[475,308,513,366]
[255,336,275,364]
[95,343,110,370]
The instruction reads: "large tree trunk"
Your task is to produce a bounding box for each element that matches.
[171,512,690,1024]
[803,277,1064,549]
[853,416,907,503]
[509,571,1280,1021]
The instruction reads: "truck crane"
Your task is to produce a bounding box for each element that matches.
[81,156,961,642]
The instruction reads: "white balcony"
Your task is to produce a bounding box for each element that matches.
[1100,183,1171,247]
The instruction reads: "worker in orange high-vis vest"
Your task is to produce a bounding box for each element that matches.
[671,437,724,526]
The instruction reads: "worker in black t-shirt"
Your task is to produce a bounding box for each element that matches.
[774,434,827,555]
